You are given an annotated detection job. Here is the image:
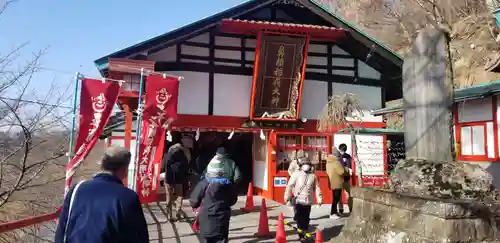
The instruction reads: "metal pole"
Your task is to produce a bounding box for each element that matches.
[131,68,145,191]
[67,72,80,162]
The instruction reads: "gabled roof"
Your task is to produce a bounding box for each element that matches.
[94,0,402,73]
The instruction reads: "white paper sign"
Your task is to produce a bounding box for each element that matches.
[355,135,385,176]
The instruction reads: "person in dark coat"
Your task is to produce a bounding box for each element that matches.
[190,164,238,243]
[54,146,149,243]
[161,140,189,221]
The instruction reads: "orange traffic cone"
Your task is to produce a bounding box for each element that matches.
[254,198,272,237]
[315,231,323,243]
[240,182,254,212]
[275,213,286,243]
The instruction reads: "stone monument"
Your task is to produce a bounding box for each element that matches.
[333,28,500,242]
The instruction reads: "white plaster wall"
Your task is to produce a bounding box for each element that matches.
[147,45,176,62]
[306,56,328,74]
[332,46,350,55]
[147,32,211,64]
[188,32,210,43]
[300,79,328,120]
[253,133,268,190]
[308,44,327,53]
[215,36,241,47]
[332,58,355,68]
[457,97,493,123]
[181,45,209,57]
[334,134,352,152]
[331,83,383,122]
[358,60,381,79]
[166,71,210,115]
[213,74,252,117]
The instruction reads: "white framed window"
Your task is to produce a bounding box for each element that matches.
[460,125,486,156]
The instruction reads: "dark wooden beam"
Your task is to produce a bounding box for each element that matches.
[155,62,383,87]
[184,41,254,52]
[180,54,253,65]
[354,57,359,79]
[307,64,354,71]
[208,31,215,115]
[241,37,246,67]
[327,43,333,100]
[176,44,181,63]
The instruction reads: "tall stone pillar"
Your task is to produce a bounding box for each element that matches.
[403,28,455,162]
[333,27,500,243]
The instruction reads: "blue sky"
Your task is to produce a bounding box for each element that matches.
[0,0,246,106]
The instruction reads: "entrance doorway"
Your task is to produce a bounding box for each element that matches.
[194,131,254,195]
[223,132,253,195]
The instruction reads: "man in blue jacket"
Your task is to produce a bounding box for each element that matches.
[55,146,149,243]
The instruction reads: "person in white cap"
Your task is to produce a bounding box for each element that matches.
[203,147,241,185]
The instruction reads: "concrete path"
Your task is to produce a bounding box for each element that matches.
[144,196,347,242]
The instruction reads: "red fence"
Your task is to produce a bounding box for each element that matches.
[362,175,389,187]
[0,208,61,234]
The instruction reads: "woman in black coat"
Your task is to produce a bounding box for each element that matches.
[190,167,237,243]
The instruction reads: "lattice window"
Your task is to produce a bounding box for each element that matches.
[276,134,329,172]
[122,74,141,92]
[304,136,328,172]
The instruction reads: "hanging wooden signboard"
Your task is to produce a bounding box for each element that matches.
[249,32,309,121]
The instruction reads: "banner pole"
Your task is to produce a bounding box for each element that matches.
[67,72,80,162]
[131,68,145,191]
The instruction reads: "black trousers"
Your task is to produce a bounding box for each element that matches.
[294,204,312,235]
[331,189,343,215]
[203,236,228,243]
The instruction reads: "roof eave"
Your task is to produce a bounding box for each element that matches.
[94,60,109,76]
[92,0,275,69]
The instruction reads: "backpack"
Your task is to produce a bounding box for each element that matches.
[166,149,189,184]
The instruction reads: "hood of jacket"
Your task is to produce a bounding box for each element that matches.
[168,143,183,154]
[332,147,342,158]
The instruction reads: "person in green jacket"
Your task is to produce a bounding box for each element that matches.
[203,147,241,185]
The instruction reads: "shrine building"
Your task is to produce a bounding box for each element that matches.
[97,0,403,204]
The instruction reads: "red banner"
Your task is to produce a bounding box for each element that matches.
[136,75,179,203]
[65,78,121,193]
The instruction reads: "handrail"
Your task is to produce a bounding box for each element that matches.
[0,207,61,234]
